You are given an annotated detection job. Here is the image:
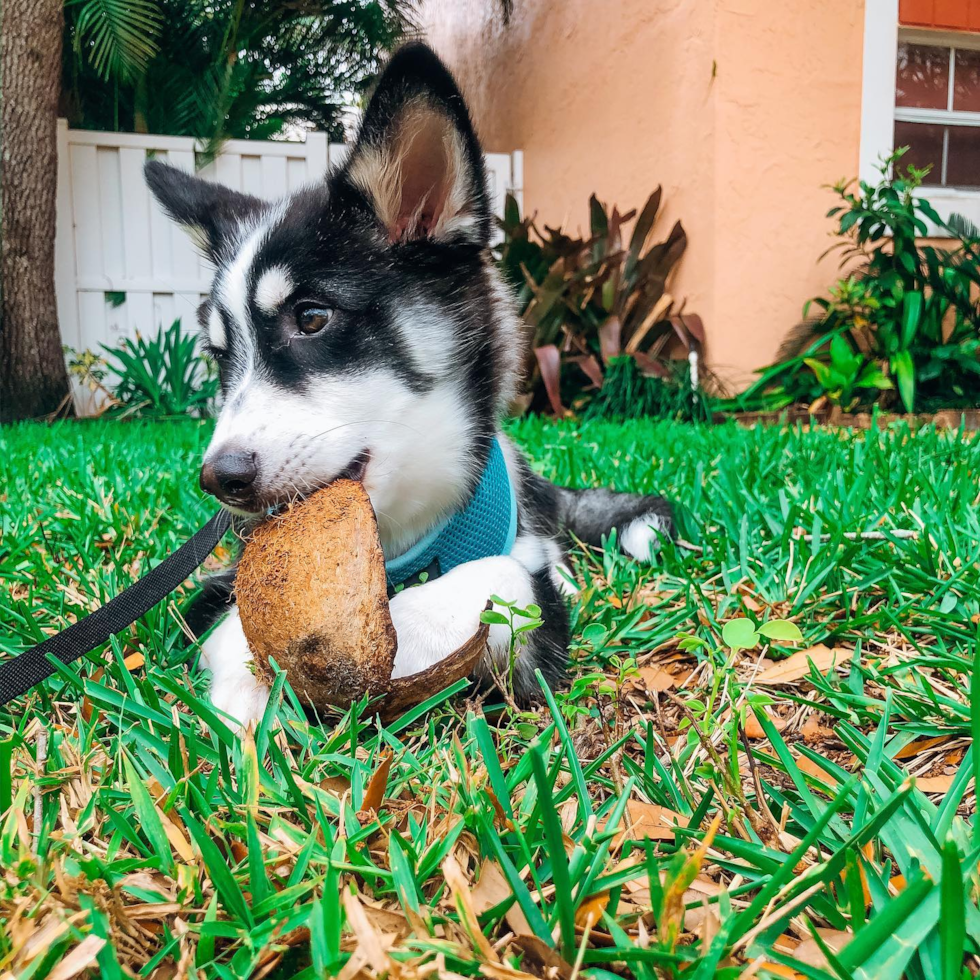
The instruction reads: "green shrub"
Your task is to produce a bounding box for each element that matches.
[496,190,703,417]
[102,319,218,418]
[582,356,709,422]
[735,150,980,414]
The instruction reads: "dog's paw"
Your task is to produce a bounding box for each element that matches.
[619,512,672,562]
[389,556,538,679]
[200,608,270,729]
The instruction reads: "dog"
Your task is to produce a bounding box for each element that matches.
[145,42,674,726]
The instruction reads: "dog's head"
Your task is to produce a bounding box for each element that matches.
[146,44,520,549]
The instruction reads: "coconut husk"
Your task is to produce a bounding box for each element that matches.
[235,480,487,714]
[380,618,489,721]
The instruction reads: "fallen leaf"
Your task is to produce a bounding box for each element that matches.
[361,753,393,813]
[481,963,539,980]
[486,789,515,831]
[471,858,525,927]
[342,891,392,973]
[800,713,833,744]
[319,775,351,797]
[615,801,689,844]
[893,735,948,761]
[360,905,410,936]
[45,936,106,980]
[633,664,692,693]
[158,809,195,863]
[745,709,787,739]
[575,893,609,929]
[792,929,852,969]
[755,644,843,685]
[511,935,574,980]
[756,963,801,979]
[682,891,720,933]
[915,774,955,793]
[124,651,145,670]
[795,753,840,786]
[443,853,499,963]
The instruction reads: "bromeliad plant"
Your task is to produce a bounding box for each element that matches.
[496,190,704,416]
[736,150,980,414]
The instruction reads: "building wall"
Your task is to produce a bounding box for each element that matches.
[420,0,866,387]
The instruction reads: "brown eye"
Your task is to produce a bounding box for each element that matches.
[295,304,334,335]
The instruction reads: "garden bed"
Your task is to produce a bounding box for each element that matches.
[719,406,980,429]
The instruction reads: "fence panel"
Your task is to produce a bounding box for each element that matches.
[55,122,523,396]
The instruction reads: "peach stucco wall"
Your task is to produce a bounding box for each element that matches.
[420,0,867,387]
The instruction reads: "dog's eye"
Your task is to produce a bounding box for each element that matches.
[295,304,334,335]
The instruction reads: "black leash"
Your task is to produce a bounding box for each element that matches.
[0,509,231,709]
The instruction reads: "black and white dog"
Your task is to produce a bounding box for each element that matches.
[145,43,673,725]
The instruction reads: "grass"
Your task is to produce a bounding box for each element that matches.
[0,414,978,979]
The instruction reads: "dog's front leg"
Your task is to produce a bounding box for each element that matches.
[389,555,555,696]
[199,607,270,728]
[201,556,559,727]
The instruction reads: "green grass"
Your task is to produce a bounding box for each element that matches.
[1,416,978,978]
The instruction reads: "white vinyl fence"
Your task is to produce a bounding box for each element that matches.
[55,120,524,361]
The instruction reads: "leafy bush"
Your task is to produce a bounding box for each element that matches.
[496,190,703,416]
[102,319,218,418]
[736,151,980,414]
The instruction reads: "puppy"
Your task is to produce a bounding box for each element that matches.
[146,43,673,724]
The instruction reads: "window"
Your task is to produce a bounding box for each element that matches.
[894,37,980,188]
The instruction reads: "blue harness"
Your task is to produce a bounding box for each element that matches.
[384,438,518,588]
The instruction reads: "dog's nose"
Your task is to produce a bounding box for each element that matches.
[200,449,259,507]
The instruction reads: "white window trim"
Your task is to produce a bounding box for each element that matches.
[860,0,980,235]
[860,0,900,187]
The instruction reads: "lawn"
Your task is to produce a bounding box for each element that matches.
[0,416,978,979]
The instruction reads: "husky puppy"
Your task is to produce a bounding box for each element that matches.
[145,43,673,725]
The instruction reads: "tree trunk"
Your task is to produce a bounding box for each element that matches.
[0,0,71,422]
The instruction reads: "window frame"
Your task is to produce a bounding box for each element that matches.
[895,29,980,186]
[861,0,980,235]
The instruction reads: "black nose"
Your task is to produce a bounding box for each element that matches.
[200,449,259,507]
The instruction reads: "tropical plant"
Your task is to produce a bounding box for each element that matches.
[61,0,417,149]
[496,191,704,416]
[735,150,980,415]
[582,356,710,422]
[101,318,218,418]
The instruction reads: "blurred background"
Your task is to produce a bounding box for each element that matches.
[4,0,980,424]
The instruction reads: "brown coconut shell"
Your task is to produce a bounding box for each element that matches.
[236,480,397,708]
[235,480,488,714]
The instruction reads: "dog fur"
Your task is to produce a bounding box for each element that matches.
[146,43,674,726]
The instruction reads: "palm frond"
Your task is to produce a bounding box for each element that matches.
[70,0,163,82]
[946,211,980,243]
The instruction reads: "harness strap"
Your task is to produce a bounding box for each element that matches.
[384,438,518,587]
[0,509,231,708]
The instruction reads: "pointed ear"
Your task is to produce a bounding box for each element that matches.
[342,43,491,247]
[144,160,266,260]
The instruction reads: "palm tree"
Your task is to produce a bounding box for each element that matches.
[61,0,418,149]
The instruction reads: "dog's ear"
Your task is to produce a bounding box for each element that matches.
[341,43,491,247]
[144,160,266,260]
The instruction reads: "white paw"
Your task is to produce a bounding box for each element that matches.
[389,556,538,679]
[620,513,670,562]
[200,608,270,728]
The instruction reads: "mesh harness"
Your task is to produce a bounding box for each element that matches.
[384,437,518,587]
